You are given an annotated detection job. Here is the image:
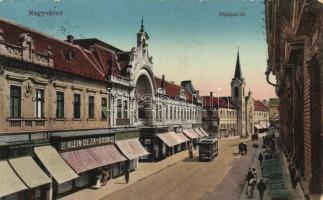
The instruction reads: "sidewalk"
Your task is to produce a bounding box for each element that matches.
[240,136,270,200]
[60,149,195,200]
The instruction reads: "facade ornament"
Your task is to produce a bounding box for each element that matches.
[24,79,34,97]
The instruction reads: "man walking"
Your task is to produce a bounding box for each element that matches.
[125,168,130,184]
[258,152,264,167]
[257,179,267,200]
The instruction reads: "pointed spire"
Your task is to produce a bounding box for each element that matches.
[140,16,144,32]
[234,46,243,80]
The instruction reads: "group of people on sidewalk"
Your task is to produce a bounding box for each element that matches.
[244,133,271,200]
[246,167,267,200]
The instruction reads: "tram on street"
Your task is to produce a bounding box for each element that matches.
[198,137,218,161]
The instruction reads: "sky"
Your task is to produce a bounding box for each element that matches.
[0,0,276,100]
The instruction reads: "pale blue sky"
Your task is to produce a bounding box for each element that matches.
[0,0,275,100]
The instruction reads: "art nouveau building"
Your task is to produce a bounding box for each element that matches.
[265,0,323,198]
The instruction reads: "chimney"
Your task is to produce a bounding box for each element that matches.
[67,35,74,43]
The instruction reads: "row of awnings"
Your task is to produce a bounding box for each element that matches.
[157,128,209,147]
[0,139,149,198]
[0,157,51,198]
[254,122,270,130]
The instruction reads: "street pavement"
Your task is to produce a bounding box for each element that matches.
[101,137,256,200]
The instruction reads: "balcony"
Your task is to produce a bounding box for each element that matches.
[116,118,130,126]
[7,118,47,128]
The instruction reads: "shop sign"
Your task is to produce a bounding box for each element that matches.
[60,135,115,151]
[30,132,52,141]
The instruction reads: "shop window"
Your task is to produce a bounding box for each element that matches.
[73,94,81,119]
[10,85,21,118]
[56,91,64,119]
[88,96,95,119]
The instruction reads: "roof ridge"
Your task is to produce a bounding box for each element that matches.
[0,17,78,48]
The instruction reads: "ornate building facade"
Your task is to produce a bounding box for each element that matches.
[265,0,323,198]
[0,18,205,199]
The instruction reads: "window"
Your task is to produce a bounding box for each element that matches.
[166,105,169,120]
[159,104,162,119]
[170,106,173,120]
[234,87,239,97]
[88,96,95,119]
[73,94,81,119]
[123,100,128,118]
[155,104,159,119]
[35,89,44,118]
[174,107,177,119]
[56,92,64,119]
[117,99,122,119]
[10,85,21,118]
[101,97,108,119]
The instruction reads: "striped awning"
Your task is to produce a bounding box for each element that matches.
[183,129,199,139]
[61,144,127,174]
[157,132,183,147]
[199,128,209,137]
[9,156,51,188]
[254,124,263,129]
[0,160,27,198]
[116,139,150,160]
[193,128,206,138]
[177,132,189,143]
[34,146,79,184]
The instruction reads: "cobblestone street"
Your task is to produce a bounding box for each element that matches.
[99,137,257,200]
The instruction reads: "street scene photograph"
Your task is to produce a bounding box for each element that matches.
[0,0,322,200]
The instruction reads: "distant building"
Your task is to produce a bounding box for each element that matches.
[269,98,279,128]
[202,50,270,137]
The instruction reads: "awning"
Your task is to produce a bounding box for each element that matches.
[116,139,150,160]
[177,132,189,143]
[254,124,263,129]
[199,128,209,137]
[61,144,127,174]
[0,160,27,198]
[157,132,183,147]
[182,129,198,139]
[34,146,79,184]
[193,128,206,138]
[9,156,51,188]
[260,121,269,129]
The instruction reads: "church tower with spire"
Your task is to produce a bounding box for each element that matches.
[231,48,246,136]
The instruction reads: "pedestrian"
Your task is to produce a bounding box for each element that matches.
[259,152,264,166]
[252,167,257,181]
[257,179,267,200]
[247,178,256,198]
[189,146,193,159]
[246,168,254,183]
[125,168,130,184]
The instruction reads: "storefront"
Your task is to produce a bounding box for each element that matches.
[156,131,187,158]
[115,139,150,171]
[183,129,201,148]
[34,145,79,199]
[0,156,51,200]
